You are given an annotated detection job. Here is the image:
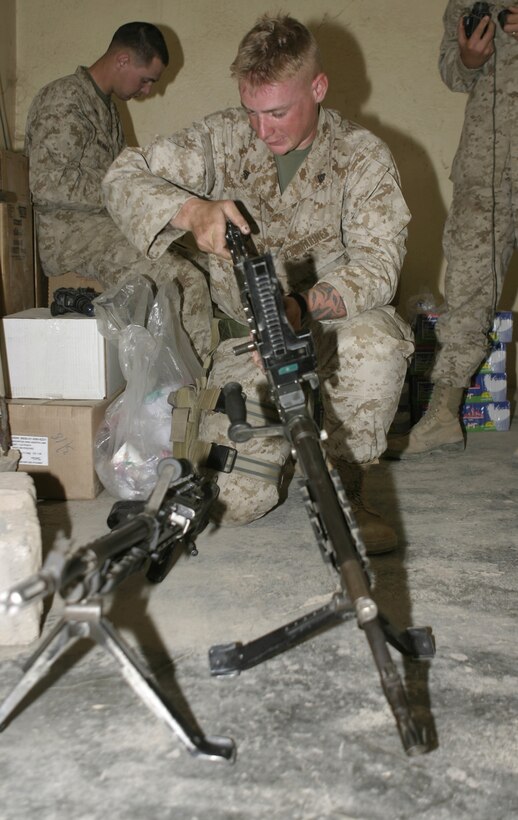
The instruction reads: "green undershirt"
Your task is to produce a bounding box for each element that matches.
[274,144,312,193]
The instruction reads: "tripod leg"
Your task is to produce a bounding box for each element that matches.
[377,613,435,660]
[209,596,356,676]
[0,619,81,730]
[91,617,235,762]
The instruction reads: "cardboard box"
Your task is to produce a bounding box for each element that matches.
[465,372,507,403]
[8,396,116,499]
[0,150,35,316]
[477,342,507,375]
[0,150,29,198]
[462,401,511,432]
[490,311,513,344]
[1,308,124,399]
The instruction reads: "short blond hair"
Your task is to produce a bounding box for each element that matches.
[230,14,322,86]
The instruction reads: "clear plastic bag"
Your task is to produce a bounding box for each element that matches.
[93,275,202,500]
[405,291,445,326]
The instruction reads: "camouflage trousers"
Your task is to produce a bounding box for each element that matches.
[36,209,214,362]
[200,306,413,526]
[431,164,517,387]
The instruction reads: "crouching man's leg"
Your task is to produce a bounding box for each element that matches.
[145,250,213,364]
[38,212,214,363]
[314,307,414,554]
[95,231,213,364]
[196,339,291,527]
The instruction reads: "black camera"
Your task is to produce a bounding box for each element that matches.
[463,3,511,37]
[463,2,492,37]
[50,286,100,317]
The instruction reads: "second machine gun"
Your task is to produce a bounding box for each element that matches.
[208,221,436,756]
[0,458,235,762]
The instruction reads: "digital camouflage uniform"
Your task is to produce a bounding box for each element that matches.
[103,106,414,524]
[25,66,213,360]
[432,2,518,386]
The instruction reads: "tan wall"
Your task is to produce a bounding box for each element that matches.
[0,0,16,149]
[11,0,518,385]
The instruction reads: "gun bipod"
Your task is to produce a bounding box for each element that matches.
[0,597,235,763]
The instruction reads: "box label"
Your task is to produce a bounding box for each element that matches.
[12,435,49,465]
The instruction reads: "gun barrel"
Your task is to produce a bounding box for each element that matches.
[0,572,56,613]
[363,620,427,755]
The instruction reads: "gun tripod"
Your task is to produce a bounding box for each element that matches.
[209,571,435,757]
[0,597,235,763]
[209,592,434,679]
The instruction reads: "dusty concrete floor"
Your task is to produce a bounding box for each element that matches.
[0,420,517,820]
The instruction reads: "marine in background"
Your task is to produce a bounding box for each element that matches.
[25,21,212,360]
[387,2,518,459]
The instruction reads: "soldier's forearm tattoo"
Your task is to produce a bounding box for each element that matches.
[306,283,347,320]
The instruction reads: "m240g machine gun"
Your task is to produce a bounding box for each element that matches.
[0,458,235,762]
[208,221,436,756]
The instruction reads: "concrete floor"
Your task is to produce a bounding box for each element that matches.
[0,419,517,820]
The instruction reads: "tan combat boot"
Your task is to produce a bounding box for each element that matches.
[339,463,398,556]
[385,383,465,460]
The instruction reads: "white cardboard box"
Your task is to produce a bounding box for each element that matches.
[1,308,124,399]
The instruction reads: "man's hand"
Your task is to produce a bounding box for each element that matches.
[458,14,495,69]
[501,5,518,38]
[171,198,250,260]
[283,294,305,331]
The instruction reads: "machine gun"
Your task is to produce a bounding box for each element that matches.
[208,221,436,756]
[0,458,235,763]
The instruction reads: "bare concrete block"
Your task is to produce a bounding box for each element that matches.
[0,449,21,472]
[0,472,42,644]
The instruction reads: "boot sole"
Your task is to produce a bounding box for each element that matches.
[383,440,465,461]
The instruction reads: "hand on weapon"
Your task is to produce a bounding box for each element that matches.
[282,293,305,331]
[209,220,436,757]
[0,458,235,763]
[171,197,250,260]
